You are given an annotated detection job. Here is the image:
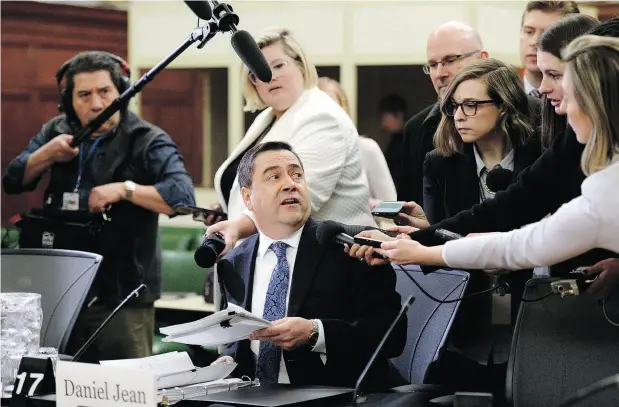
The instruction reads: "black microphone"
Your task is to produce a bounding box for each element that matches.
[485,166,513,193]
[316,220,356,247]
[352,294,415,404]
[336,222,399,239]
[434,229,464,241]
[316,221,387,259]
[183,0,213,20]
[208,1,272,83]
[71,284,146,362]
[194,232,226,268]
[231,30,272,83]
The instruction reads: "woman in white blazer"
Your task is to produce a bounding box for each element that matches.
[317,77,397,206]
[207,27,375,252]
[352,36,619,271]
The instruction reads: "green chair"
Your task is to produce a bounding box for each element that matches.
[154,247,217,364]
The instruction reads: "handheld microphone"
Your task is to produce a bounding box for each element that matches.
[183,0,213,20]
[194,232,226,268]
[352,294,415,404]
[485,166,513,193]
[434,229,464,241]
[71,284,147,362]
[316,221,387,259]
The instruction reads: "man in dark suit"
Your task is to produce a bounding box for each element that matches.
[211,141,405,391]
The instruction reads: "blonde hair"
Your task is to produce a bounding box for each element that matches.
[241,27,318,112]
[317,77,350,115]
[562,35,619,175]
[434,58,533,157]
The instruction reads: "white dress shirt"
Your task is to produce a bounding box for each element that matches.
[443,160,619,270]
[473,145,515,202]
[524,76,538,96]
[250,225,326,384]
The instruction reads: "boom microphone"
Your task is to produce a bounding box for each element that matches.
[183,0,213,20]
[231,30,273,83]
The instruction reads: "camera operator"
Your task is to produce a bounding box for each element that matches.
[2,51,196,362]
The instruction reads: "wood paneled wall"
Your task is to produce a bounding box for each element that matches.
[1,1,127,225]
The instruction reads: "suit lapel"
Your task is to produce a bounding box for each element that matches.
[287,219,323,317]
[236,235,260,311]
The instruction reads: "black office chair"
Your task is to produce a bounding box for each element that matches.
[507,278,619,407]
[1,249,101,353]
[389,265,469,392]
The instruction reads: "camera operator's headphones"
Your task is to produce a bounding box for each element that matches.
[55,51,132,123]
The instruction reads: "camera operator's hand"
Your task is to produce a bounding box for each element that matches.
[394,202,429,229]
[89,182,124,213]
[585,258,619,300]
[204,202,225,226]
[42,134,79,163]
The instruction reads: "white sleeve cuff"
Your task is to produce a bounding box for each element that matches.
[311,319,327,364]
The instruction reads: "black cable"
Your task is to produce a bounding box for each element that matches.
[554,373,619,407]
[520,291,554,302]
[396,264,508,304]
[396,265,556,304]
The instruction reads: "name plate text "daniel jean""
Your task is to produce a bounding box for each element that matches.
[56,361,156,406]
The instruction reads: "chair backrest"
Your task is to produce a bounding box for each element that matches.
[389,264,469,384]
[1,248,101,353]
[507,278,619,407]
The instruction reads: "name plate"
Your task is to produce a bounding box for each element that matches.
[56,361,156,406]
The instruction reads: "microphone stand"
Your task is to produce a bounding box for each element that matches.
[70,23,217,148]
[71,284,147,361]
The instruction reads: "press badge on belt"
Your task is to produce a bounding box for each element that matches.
[62,192,80,211]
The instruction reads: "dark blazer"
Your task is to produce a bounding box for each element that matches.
[398,103,441,204]
[399,96,542,205]
[411,126,618,276]
[216,218,406,391]
[422,140,542,225]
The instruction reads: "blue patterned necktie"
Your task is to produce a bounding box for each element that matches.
[256,241,290,385]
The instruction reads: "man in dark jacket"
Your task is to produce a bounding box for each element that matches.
[2,51,196,362]
[397,21,489,203]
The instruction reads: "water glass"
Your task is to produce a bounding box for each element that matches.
[0,292,43,398]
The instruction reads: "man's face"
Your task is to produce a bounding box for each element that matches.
[520,10,564,75]
[242,150,310,235]
[71,70,120,136]
[380,112,404,134]
[426,35,484,98]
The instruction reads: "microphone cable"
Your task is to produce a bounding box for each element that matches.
[395,264,553,304]
[554,373,619,407]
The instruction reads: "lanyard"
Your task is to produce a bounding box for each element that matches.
[74,137,103,192]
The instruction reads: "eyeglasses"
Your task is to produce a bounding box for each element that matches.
[249,59,293,85]
[445,100,495,117]
[422,50,481,74]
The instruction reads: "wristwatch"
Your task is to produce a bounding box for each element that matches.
[124,180,136,201]
[308,319,320,347]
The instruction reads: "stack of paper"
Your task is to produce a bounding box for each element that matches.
[159,303,272,346]
[100,351,237,389]
[158,377,259,405]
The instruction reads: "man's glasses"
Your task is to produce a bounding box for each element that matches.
[249,59,292,85]
[422,50,481,74]
[445,100,495,117]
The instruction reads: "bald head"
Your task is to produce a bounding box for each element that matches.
[426,21,488,97]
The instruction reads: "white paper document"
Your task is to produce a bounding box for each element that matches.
[159,303,272,346]
[100,351,237,389]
